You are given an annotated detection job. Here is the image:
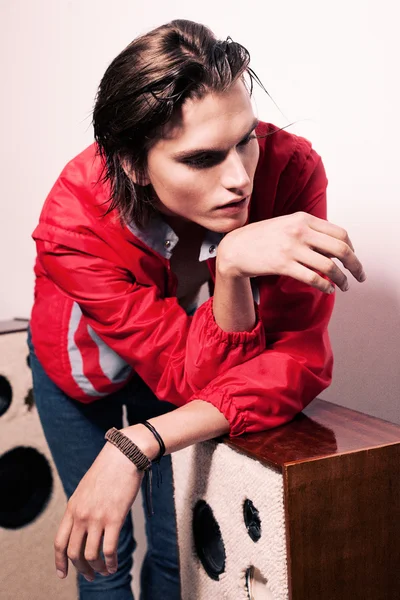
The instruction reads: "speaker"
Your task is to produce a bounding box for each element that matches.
[172,398,400,600]
[0,320,77,600]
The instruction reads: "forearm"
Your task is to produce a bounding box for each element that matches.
[213,242,256,332]
[121,400,230,461]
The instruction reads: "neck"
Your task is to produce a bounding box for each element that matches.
[164,215,205,240]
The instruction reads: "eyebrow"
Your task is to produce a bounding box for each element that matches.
[172,117,260,161]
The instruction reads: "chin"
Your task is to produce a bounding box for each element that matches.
[209,214,249,234]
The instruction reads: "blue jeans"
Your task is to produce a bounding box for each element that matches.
[27,330,181,600]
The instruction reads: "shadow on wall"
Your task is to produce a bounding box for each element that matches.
[323,278,400,425]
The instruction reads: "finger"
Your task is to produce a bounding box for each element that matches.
[305,228,366,282]
[296,246,349,291]
[286,261,335,294]
[54,510,74,578]
[102,525,120,574]
[85,527,109,576]
[67,527,96,582]
[308,215,356,253]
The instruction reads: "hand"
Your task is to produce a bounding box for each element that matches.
[54,441,144,582]
[217,211,366,294]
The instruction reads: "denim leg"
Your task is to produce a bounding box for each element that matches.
[139,455,180,600]
[27,330,136,600]
[126,376,181,600]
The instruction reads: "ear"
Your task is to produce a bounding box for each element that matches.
[121,159,150,186]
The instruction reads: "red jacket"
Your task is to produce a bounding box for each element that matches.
[31,121,334,437]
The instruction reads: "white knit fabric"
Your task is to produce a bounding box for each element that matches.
[0,331,77,600]
[172,440,288,600]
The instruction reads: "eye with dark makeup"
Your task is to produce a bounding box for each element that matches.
[184,134,258,170]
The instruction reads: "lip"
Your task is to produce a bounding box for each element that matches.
[215,196,249,214]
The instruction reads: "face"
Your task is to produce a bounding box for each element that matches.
[138,79,260,233]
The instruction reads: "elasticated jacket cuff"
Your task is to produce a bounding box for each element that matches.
[189,386,248,438]
[192,296,265,347]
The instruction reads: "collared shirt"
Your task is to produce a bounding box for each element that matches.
[127,214,224,262]
[128,215,261,306]
[126,217,227,314]
[126,216,261,307]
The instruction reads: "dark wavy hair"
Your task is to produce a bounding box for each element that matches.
[93,19,272,228]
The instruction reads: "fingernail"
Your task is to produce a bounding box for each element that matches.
[84,575,94,582]
[328,286,335,294]
[108,568,117,574]
[343,282,349,291]
[56,570,65,579]
[359,271,366,282]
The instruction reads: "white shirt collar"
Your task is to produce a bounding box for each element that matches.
[127,215,224,262]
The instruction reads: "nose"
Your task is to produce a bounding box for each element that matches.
[220,150,251,195]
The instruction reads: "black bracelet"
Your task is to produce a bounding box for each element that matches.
[142,420,166,463]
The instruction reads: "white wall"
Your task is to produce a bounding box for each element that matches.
[1,3,399,419]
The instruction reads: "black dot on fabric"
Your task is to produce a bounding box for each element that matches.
[0,446,53,529]
[192,500,226,581]
[24,388,35,410]
[243,499,262,542]
[0,375,12,417]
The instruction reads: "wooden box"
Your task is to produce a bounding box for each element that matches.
[172,399,400,599]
